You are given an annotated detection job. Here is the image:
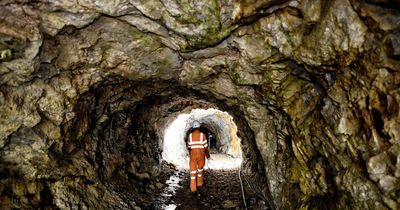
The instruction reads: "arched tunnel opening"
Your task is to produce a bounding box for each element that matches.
[57,77,272,209]
[163,108,243,170]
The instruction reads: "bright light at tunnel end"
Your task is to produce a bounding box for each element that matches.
[162,108,243,170]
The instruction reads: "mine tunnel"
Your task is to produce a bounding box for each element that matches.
[1,0,400,210]
[60,79,267,209]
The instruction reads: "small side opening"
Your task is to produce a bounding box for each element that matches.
[208,132,218,152]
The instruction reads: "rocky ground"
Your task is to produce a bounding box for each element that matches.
[158,170,269,210]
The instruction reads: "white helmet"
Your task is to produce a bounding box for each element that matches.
[192,121,201,129]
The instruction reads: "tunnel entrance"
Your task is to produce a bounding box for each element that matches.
[162,108,243,170]
[43,79,270,209]
[208,132,217,151]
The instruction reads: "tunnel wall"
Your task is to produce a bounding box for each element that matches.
[1,0,400,209]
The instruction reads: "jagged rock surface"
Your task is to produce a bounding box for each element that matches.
[0,0,399,209]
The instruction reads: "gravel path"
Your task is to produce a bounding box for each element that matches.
[158,170,269,210]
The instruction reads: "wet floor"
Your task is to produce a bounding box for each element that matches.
[157,170,269,210]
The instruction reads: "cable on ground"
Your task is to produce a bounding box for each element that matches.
[238,165,248,210]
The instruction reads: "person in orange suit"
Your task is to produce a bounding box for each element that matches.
[187,121,210,193]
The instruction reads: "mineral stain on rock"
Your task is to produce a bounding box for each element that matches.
[0,0,400,209]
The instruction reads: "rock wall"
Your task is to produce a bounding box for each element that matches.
[0,0,399,209]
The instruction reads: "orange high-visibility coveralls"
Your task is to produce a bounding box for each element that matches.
[188,129,209,192]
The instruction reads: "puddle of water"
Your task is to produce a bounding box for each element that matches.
[164,204,177,210]
[157,170,183,209]
[165,172,182,194]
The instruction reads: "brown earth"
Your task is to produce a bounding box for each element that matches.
[166,170,269,210]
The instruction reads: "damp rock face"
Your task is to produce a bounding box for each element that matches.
[0,0,400,209]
